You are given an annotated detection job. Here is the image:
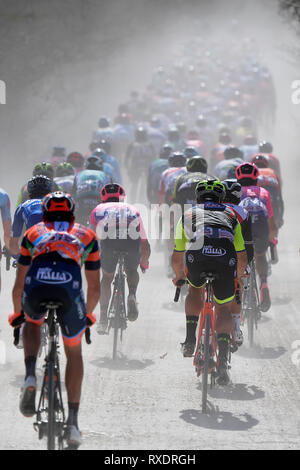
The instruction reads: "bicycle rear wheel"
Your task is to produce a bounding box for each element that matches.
[47,359,56,450]
[202,314,211,413]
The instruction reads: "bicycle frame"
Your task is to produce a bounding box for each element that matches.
[241,259,260,347]
[108,252,127,359]
[193,276,218,413]
[34,303,66,450]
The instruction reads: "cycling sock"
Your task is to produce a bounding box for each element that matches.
[25,356,37,379]
[67,402,79,429]
[217,334,231,359]
[185,316,198,343]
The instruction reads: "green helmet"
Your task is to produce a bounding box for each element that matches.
[56,162,75,177]
[32,161,55,179]
[195,179,225,202]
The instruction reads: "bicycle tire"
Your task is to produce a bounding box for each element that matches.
[112,271,122,360]
[47,359,56,450]
[202,314,211,414]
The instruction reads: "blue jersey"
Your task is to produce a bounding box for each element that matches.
[12,199,43,237]
[0,188,11,222]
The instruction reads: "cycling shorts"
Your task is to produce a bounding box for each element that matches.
[185,237,237,304]
[22,259,87,347]
[100,238,141,274]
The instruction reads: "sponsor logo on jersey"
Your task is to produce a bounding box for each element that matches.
[36,267,72,284]
[202,245,226,256]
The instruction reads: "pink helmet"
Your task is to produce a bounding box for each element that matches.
[236,162,259,181]
[101,183,126,202]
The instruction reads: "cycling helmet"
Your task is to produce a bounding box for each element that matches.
[195,115,207,128]
[222,179,242,204]
[56,162,75,177]
[186,156,208,174]
[224,146,243,160]
[32,162,55,179]
[98,117,110,128]
[184,147,199,159]
[27,175,53,199]
[195,179,226,203]
[236,162,259,181]
[160,144,173,159]
[250,154,269,168]
[101,183,126,203]
[168,152,186,168]
[85,155,104,171]
[42,191,75,222]
[259,141,273,153]
[67,152,85,169]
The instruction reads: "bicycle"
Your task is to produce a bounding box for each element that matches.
[175,274,230,413]
[107,251,128,360]
[14,301,91,450]
[241,260,261,348]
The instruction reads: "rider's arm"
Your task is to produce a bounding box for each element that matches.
[172,217,188,283]
[85,268,100,315]
[9,205,24,255]
[234,223,247,279]
[12,263,30,313]
[0,191,12,247]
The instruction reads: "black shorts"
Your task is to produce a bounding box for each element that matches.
[185,237,237,304]
[100,238,141,273]
[22,259,87,347]
[251,215,269,255]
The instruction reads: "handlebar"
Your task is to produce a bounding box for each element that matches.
[174,279,187,303]
[13,322,92,346]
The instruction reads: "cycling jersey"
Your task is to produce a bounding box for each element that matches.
[172,171,212,209]
[258,168,284,228]
[240,186,273,219]
[174,202,245,304]
[19,221,100,346]
[19,221,100,270]
[214,158,243,180]
[226,202,254,263]
[89,202,148,241]
[100,152,122,184]
[0,188,11,222]
[174,202,245,253]
[12,199,43,238]
[74,170,112,201]
[147,158,169,204]
[159,167,187,202]
[54,175,75,194]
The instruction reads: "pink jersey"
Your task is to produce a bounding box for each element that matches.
[241,186,273,218]
[89,202,148,241]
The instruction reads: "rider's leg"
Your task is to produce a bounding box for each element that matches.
[182,285,204,356]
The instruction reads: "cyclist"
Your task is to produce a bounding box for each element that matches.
[73,155,112,224]
[214,146,244,180]
[250,154,284,229]
[67,152,85,174]
[0,187,12,263]
[172,179,247,385]
[96,140,122,184]
[10,192,100,447]
[93,116,113,143]
[50,146,67,167]
[236,162,277,312]
[222,179,254,349]
[158,152,187,205]
[89,184,151,334]
[239,135,259,162]
[10,175,53,256]
[256,141,281,183]
[54,162,76,194]
[90,148,115,182]
[147,144,172,204]
[17,162,59,206]
[172,155,211,211]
